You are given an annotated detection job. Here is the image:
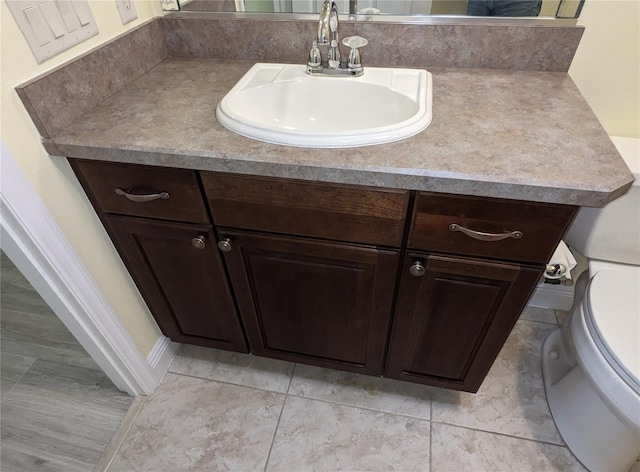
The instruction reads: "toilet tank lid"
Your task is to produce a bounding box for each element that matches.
[611,136,640,186]
[586,268,640,387]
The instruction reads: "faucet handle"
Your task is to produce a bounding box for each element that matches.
[342,36,367,71]
[342,36,368,49]
[328,39,341,69]
[308,41,321,67]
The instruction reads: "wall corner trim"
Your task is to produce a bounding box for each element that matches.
[147,336,180,385]
[0,142,161,395]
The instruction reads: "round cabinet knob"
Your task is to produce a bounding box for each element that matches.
[217,238,232,253]
[409,261,426,277]
[191,236,206,250]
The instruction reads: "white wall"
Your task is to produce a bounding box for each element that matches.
[569,0,640,138]
[0,0,164,356]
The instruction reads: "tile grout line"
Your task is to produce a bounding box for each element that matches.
[429,391,433,472]
[284,391,431,422]
[429,419,568,448]
[263,385,293,472]
[285,363,296,394]
[262,363,296,471]
[519,317,559,326]
[166,370,291,395]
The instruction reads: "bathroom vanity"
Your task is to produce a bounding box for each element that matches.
[17,17,634,393]
[70,158,577,392]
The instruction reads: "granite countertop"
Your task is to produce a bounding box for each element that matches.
[43,57,634,207]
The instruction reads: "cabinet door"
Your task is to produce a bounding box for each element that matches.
[107,216,247,352]
[219,230,400,376]
[385,252,541,392]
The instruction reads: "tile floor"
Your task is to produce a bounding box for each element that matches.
[0,252,133,472]
[104,306,602,472]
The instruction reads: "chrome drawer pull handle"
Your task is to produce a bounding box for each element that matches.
[449,223,523,241]
[115,188,170,202]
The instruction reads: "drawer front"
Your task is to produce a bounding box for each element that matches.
[201,173,410,247]
[71,160,209,224]
[408,192,578,264]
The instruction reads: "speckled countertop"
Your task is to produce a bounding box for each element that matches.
[44,57,634,207]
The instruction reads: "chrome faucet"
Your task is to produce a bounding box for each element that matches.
[317,0,339,48]
[307,0,367,77]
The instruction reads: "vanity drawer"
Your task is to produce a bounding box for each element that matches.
[408,192,578,264]
[70,160,209,224]
[201,172,410,247]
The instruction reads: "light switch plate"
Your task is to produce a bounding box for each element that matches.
[6,0,98,64]
[115,0,138,25]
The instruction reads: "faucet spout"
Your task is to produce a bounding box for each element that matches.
[307,1,365,77]
[317,0,339,46]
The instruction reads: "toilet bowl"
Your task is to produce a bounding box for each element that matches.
[542,268,640,471]
[541,137,640,472]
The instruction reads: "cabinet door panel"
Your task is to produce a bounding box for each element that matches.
[386,253,541,392]
[107,216,247,352]
[220,230,399,375]
[405,277,503,380]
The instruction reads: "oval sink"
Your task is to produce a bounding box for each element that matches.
[216,63,432,148]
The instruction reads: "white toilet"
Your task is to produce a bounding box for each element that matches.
[542,136,640,472]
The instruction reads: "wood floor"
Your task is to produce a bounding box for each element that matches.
[0,251,133,472]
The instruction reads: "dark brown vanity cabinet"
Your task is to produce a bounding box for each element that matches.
[69,159,248,352]
[216,230,399,376]
[384,192,577,391]
[385,253,541,392]
[200,172,409,376]
[69,160,578,392]
[106,217,247,352]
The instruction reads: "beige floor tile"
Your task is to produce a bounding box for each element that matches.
[432,320,561,444]
[266,396,431,472]
[520,306,558,324]
[108,373,284,472]
[431,423,586,472]
[289,363,431,419]
[169,344,294,393]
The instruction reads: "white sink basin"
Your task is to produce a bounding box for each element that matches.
[216,63,432,148]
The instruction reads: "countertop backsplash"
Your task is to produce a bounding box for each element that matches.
[161,13,584,71]
[17,14,583,141]
[16,14,633,209]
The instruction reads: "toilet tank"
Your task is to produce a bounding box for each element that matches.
[565,137,640,266]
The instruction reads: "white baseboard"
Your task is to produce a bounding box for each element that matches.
[147,336,180,383]
[529,282,575,311]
